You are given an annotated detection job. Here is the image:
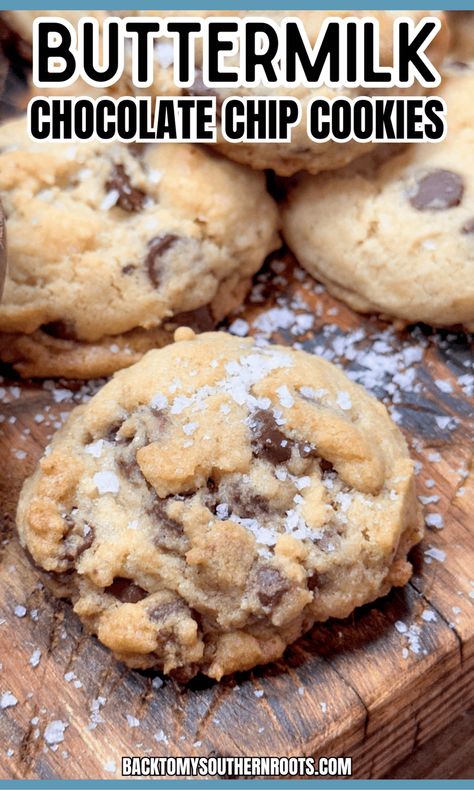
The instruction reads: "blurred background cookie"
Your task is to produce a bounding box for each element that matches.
[282,66,474,330]
[0,119,279,378]
[139,10,449,176]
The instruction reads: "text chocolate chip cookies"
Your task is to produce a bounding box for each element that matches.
[282,67,474,330]
[0,119,279,377]
[128,10,448,176]
[17,331,422,680]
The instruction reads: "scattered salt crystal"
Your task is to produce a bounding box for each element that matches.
[103,760,116,773]
[452,607,462,616]
[435,379,453,394]
[297,687,305,696]
[421,609,437,623]
[152,677,163,690]
[193,740,202,748]
[154,730,168,744]
[84,440,104,458]
[336,391,352,411]
[100,189,119,210]
[295,476,311,491]
[402,648,409,659]
[150,393,168,410]
[425,514,444,529]
[1,692,18,709]
[29,648,41,668]
[14,605,27,618]
[93,471,120,495]
[320,702,327,714]
[424,546,446,563]
[154,40,174,68]
[277,385,294,408]
[394,621,407,634]
[44,720,68,745]
[126,715,140,728]
[254,689,264,698]
[427,452,441,462]
[183,422,198,436]
[229,319,249,337]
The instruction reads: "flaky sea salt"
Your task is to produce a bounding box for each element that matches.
[93,471,120,495]
[1,692,18,709]
[44,720,68,745]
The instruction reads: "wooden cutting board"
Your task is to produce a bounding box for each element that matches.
[0,253,473,780]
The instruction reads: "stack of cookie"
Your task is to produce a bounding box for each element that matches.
[1,11,472,680]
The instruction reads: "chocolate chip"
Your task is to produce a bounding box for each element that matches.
[250,410,292,464]
[149,599,186,623]
[409,169,464,211]
[151,497,189,552]
[105,577,148,603]
[297,441,317,460]
[62,518,95,563]
[122,264,136,275]
[41,321,77,341]
[319,458,334,474]
[106,163,146,213]
[116,454,140,480]
[462,218,474,234]
[307,571,319,591]
[229,487,269,519]
[183,69,223,119]
[167,305,215,333]
[253,565,290,608]
[146,234,178,287]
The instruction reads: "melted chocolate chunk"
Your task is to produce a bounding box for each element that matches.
[41,320,77,341]
[250,410,292,464]
[183,69,223,118]
[307,571,319,591]
[151,497,188,552]
[61,514,95,564]
[229,487,269,519]
[462,218,474,234]
[319,458,334,474]
[168,305,215,333]
[149,599,186,623]
[116,454,140,480]
[106,163,146,213]
[409,169,464,211]
[146,234,178,287]
[122,263,136,275]
[297,441,317,460]
[105,577,148,603]
[254,565,290,608]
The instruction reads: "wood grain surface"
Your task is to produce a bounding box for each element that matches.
[0,252,473,780]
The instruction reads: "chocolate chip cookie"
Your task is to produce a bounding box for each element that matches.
[130,10,448,176]
[282,68,474,330]
[18,330,422,680]
[0,117,279,378]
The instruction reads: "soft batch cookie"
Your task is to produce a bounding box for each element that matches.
[0,118,279,378]
[130,10,448,176]
[282,68,474,330]
[18,330,422,680]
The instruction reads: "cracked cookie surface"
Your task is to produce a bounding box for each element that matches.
[17,330,423,680]
[0,118,279,378]
[282,68,474,330]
